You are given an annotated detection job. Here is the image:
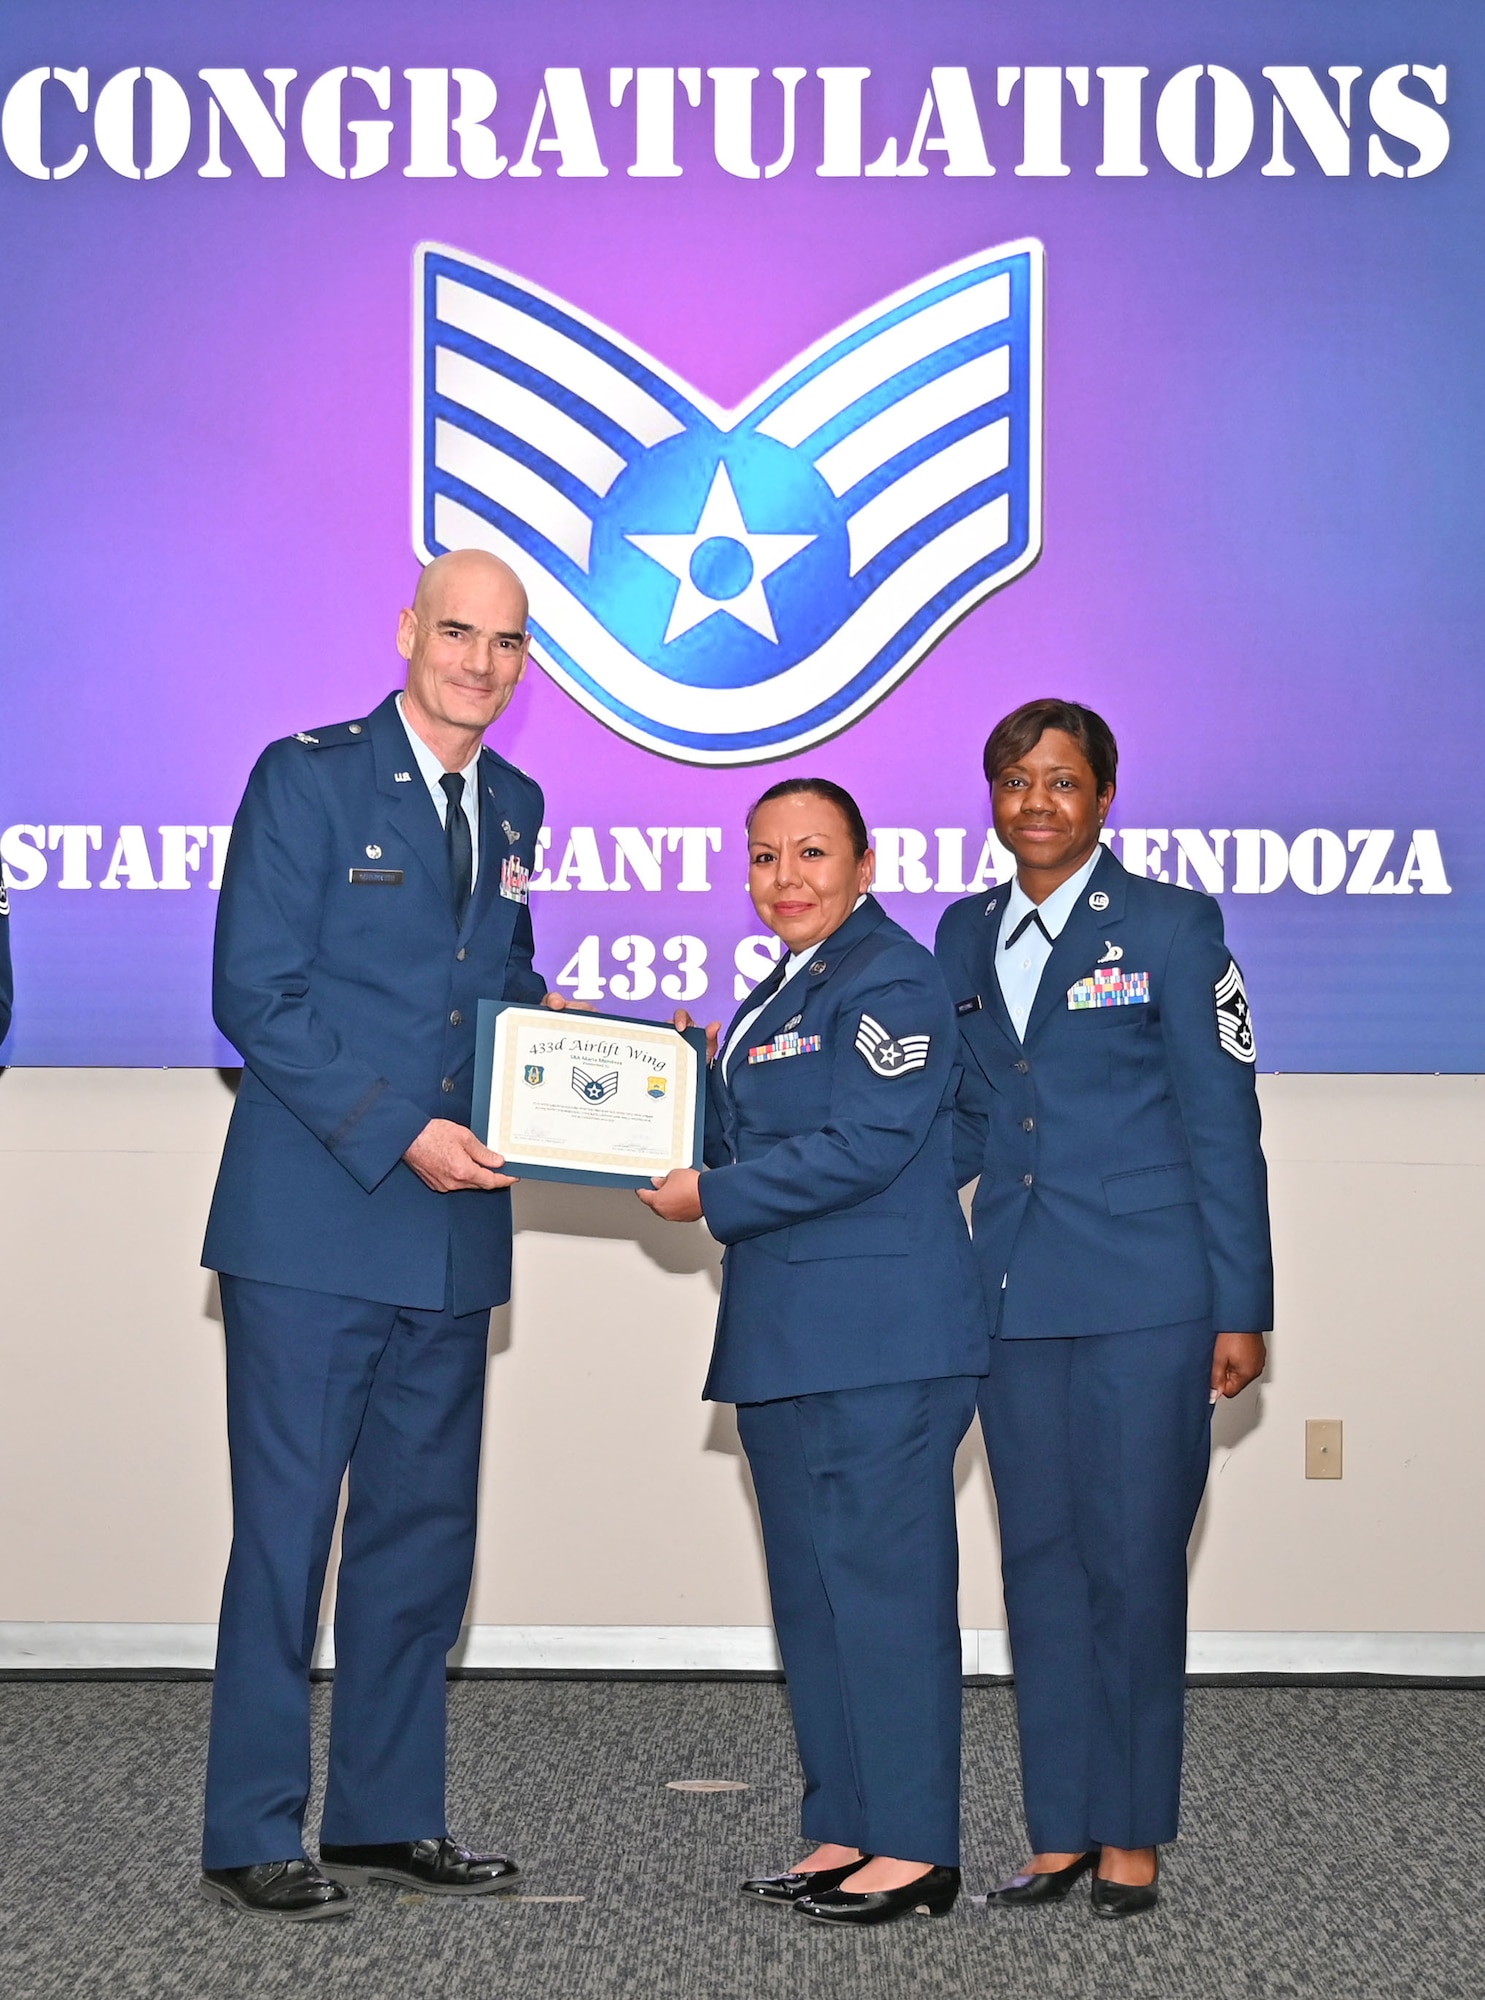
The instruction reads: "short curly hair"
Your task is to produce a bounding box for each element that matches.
[982,699,1118,795]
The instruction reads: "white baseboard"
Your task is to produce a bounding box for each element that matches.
[2,1623,1482,1677]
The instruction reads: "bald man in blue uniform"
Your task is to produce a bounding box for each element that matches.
[199,552,556,1922]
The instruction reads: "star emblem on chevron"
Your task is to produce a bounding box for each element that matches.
[414,237,1043,763]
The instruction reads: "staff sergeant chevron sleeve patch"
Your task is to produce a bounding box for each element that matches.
[855,1013,932,1077]
[1214,959,1257,1063]
[414,238,1043,765]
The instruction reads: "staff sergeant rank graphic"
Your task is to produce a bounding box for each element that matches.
[415,240,1043,763]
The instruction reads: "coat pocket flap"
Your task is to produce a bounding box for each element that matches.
[785,1212,910,1262]
[1102,1163,1197,1215]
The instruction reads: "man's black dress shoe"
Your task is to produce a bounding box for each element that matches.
[985,1850,1098,1906]
[1090,1865,1159,1919]
[795,1864,960,1927]
[319,1837,519,1896]
[199,1859,352,1921]
[740,1858,875,1904]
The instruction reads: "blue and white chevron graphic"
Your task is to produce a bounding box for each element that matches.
[414,240,1043,765]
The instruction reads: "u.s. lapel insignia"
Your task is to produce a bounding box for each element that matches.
[1089,890,1110,912]
[393,770,413,783]
[809,960,827,975]
[985,897,999,914]
[365,845,383,860]
[1096,940,1123,963]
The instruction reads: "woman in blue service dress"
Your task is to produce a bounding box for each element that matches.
[935,699,1273,1920]
[639,777,988,1929]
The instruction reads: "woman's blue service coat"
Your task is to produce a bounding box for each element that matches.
[698,896,987,1403]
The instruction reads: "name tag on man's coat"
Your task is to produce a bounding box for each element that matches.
[1068,969,1150,1009]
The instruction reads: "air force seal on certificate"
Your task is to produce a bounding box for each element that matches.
[1214,959,1257,1062]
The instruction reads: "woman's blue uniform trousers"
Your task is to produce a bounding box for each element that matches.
[737,1374,979,1867]
[978,1320,1215,1854]
[201,1273,491,1871]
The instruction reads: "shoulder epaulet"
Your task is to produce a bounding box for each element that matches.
[289,719,371,750]
[479,743,539,788]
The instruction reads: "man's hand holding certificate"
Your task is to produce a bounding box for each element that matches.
[472,1003,708,1189]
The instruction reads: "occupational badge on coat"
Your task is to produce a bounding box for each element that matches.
[500,854,531,904]
[747,1032,823,1065]
[1067,969,1150,1009]
[1214,959,1256,1062]
[1096,940,1122,963]
[571,1065,619,1104]
[523,1064,545,1086]
[782,1013,803,1032]
[855,1013,931,1076]
[646,1075,669,1099]
[501,818,520,844]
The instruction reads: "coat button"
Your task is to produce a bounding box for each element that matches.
[1015,1060,1029,1074]
[441,1077,455,1093]
[450,1010,463,1026]
[1022,1172,1034,1186]
[1022,1117,1034,1132]
[456,947,467,960]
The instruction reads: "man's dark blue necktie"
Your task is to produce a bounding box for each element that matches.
[440,771,473,924]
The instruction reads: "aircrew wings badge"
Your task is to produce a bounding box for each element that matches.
[414,238,1043,765]
[855,1014,931,1077]
[1214,959,1256,1063]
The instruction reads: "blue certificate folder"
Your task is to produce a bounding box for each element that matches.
[471,1000,709,1190]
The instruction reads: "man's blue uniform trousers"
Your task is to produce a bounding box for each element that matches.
[978,1320,1215,1854]
[201,1274,491,1870]
[737,1374,979,1868]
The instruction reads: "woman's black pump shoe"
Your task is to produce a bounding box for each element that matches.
[1090,1861,1159,1919]
[740,1858,873,1904]
[794,1864,960,1926]
[985,1850,1098,1906]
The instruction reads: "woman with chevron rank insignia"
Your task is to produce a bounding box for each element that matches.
[639,777,987,1929]
[936,698,1273,1922]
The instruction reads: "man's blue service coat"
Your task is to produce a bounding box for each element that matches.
[934,848,1273,1339]
[699,897,987,1403]
[203,690,545,1314]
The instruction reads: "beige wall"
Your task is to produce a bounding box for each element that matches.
[0,1066,1481,1648]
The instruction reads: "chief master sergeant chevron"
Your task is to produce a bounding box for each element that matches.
[199,550,560,1922]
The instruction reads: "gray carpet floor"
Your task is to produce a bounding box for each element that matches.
[0,1680,1479,1998]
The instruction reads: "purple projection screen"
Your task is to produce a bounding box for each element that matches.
[0,0,1480,1070]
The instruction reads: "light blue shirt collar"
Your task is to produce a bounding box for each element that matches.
[995,848,1105,1040]
[396,692,482,887]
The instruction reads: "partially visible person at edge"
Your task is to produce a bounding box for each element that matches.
[199,549,580,1922]
[640,778,988,1930]
[935,698,1272,1921]
[0,873,11,1048]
